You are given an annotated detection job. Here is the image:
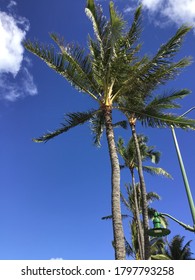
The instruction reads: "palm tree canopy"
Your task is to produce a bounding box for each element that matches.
[152,235,194,260]
[24,1,195,142]
[117,135,172,178]
[165,235,194,260]
[23,0,195,261]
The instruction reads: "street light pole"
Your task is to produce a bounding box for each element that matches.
[171,106,195,228]
[160,212,195,232]
[148,108,195,238]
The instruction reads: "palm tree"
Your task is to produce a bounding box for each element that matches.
[24,0,195,259]
[152,235,194,260]
[116,25,195,258]
[117,135,171,259]
[117,135,171,178]
[120,183,167,259]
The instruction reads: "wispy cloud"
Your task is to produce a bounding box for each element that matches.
[7,0,17,10]
[0,1,37,102]
[123,6,135,14]
[97,0,195,29]
[140,0,195,28]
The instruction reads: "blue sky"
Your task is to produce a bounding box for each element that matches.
[0,0,195,260]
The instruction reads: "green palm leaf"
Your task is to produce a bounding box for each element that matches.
[151,254,170,260]
[33,110,99,143]
[24,39,100,101]
[126,5,142,46]
[85,0,108,54]
[90,111,105,147]
[142,166,172,178]
[145,89,191,111]
[141,25,192,79]
[124,237,134,258]
[125,107,195,129]
[155,25,192,61]
[90,112,127,147]
[165,235,194,260]
[109,1,125,42]
[101,214,130,220]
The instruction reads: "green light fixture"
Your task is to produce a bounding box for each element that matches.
[148,212,171,237]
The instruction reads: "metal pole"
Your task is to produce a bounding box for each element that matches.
[171,106,195,228]
[160,213,195,232]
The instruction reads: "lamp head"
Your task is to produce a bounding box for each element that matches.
[147,212,171,237]
[147,227,171,237]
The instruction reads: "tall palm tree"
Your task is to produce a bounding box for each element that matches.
[117,135,171,259]
[120,183,167,259]
[24,0,195,259]
[116,25,195,258]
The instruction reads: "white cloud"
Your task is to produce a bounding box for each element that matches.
[141,0,195,28]
[7,0,17,10]
[141,0,162,11]
[0,11,27,76]
[0,1,37,102]
[0,65,37,102]
[123,6,135,14]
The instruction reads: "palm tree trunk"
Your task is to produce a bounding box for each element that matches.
[104,105,126,260]
[130,169,145,260]
[129,117,150,260]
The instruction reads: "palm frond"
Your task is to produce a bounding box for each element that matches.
[130,26,192,95]
[117,134,165,170]
[150,237,166,256]
[85,0,108,49]
[88,36,105,89]
[117,137,133,166]
[137,58,192,98]
[101,215,113,220]
[24,40,100,101]
[166,235,193,259]
[33,110,99,143]
[125,106,195,129]
[101,214,129,220]
[124,237,134,257]
[142,166,172,178]
[113,120,128,129]
[147,192,161,202]
[141,113,195,129]
[90,111,105,147]
[116,137,125,157]
[148,150,161,164]
[151,254,170,260]
[109,1,125,42]
[90,113,127,147]
[51,33,101,96]
[120,192,130,209]
[145,89,191,112]
[126,5,142,46]
[181,240,193,260]
[155,25,192,63]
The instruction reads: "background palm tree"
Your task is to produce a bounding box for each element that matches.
[117,135,171,259]
[117,135,171,178]
[116,25,194,259]
[151,235,194,260]
[121,183,168,259]
[24,0,195,259]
